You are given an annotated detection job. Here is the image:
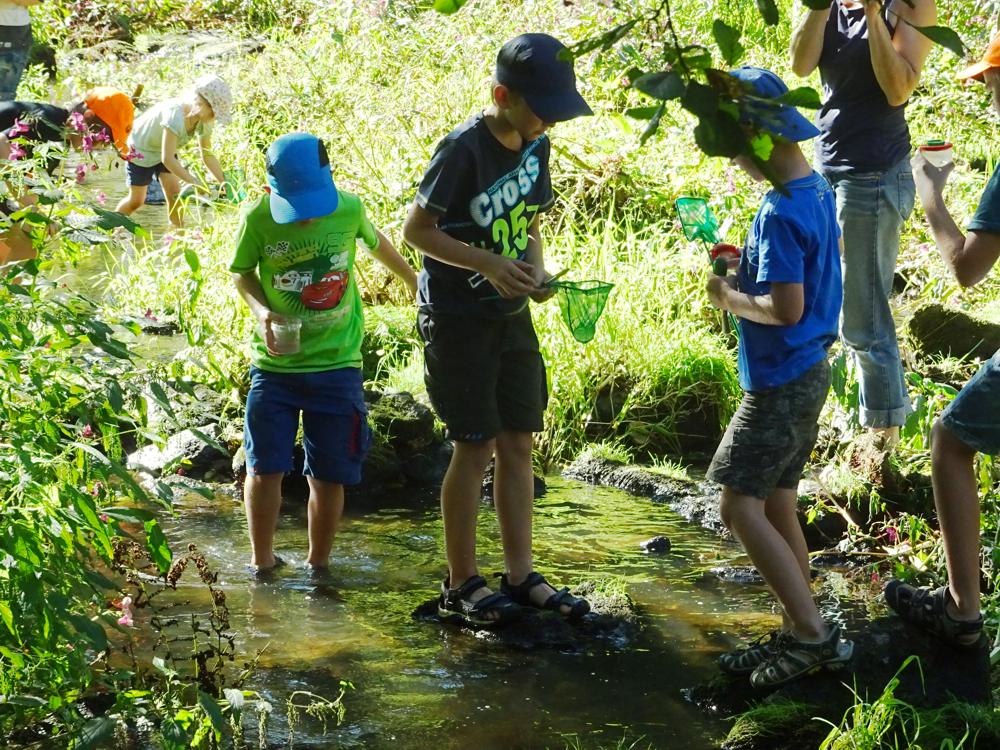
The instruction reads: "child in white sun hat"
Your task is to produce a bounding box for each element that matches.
[116,74,233,228]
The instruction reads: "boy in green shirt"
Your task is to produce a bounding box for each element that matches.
[231,132,416,572]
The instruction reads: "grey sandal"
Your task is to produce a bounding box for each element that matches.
[750,623,853,689]
[719,628,785,676]
[884,581,983,648]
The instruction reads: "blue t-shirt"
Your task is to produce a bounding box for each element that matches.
[736,172,843,391]
[969,164,1000,234]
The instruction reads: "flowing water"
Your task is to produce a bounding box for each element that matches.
[152,477,865,750]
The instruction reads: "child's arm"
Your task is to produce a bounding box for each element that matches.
[368,228,417,299]
[231,270,284,356]
[913,154,1000,288]
[707,275,804,327]
[403,203,538,299]
[161,129,202,185]
[198,133,226,185]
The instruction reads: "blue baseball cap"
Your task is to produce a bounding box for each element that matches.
[728,66,820,143]
[265,132,338,224]
[496,33,593,123]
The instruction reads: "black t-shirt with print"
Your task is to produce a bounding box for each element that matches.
[415,113,553,317]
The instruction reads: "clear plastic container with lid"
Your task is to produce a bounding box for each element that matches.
[919,139,954,168]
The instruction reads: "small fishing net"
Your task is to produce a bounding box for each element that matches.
[674,196,721,245]
[553,280,613,344]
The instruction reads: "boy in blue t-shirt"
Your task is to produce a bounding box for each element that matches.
[704,67,850,687]
[883,36,1000,649]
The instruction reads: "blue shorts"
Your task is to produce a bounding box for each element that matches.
[941,349,1000,455]
[243,366,371,485]
[126,160,171,187]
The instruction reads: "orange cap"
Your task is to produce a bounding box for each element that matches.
[83,87,135,154]
[957,32,1000,82]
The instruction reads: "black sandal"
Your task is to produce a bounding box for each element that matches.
[438,575,522,628]
[884,581,984,648]
[500,571,590,619]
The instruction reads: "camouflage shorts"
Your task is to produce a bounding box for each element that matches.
[708,358,831,499]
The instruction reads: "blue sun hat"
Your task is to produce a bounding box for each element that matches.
[265,132,338,224]
[728,66,820,142]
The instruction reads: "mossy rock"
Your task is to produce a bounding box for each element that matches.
[907,303,1000,362]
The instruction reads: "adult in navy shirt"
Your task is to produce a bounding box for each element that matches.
[884,33,1000,649]
[791,0,936,441]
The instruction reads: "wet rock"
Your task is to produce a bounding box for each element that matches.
[126,424,230,479]
[412,579,639,651]
[481,461,547,503]
[710,566,765,585]
[689,615,991,750]
[145,382,229,432]
[131,316,180,336]
[907,302,1000,362]
[563,453,725,534]
[400,441,452,486]
[368,391,437,451]
[640,536,672,554]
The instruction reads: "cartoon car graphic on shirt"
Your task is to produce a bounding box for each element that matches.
[301,270,349,310]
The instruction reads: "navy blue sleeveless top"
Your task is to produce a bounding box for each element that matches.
[816,2,911,175]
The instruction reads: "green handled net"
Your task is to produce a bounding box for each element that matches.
[552,280,613,344]
[674,196,721,245]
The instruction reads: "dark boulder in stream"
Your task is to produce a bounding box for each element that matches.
[907,302,1000,362]
[689,615,992,750]
[412,580,639,652]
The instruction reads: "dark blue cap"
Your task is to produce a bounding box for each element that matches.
[265,132,338,224]
[728,66,820,143]
[496,33,593,123]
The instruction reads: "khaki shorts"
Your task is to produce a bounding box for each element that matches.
[708,358,831,499]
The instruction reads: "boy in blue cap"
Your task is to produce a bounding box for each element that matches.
[704,67,851,686]
[403,33,592,626]
[231,132,417,572]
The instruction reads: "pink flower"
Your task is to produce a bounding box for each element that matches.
[68,111,86,132]
[871,571,880,583]
[124,145,144,162]
[116,595,134,627]
[725,167,737,196]
[81,133,95,154]
[81,424,95,438]
[885,526,899,545]
[8,142,25,160]
[175,467,187,476]
[90,162,98,171]
[8,118,29,137]
[75,163,88,184]
[91,481,104,497]
[98,513,109,522]
[95,191,107,206]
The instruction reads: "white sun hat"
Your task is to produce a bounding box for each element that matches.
[193,74,233,124]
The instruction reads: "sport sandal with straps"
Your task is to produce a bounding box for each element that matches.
[883,581,984,648]
[438,575,522,628]
[719,628,785,676]
[749,622,853,689]
[499,571,591,619]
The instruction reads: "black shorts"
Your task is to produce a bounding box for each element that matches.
[418,308,548,441]
[707,358,831,499]
[126,160,171,187]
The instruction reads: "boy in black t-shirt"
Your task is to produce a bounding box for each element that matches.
[403,33,592,627]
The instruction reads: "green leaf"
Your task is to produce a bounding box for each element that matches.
[773,86,823,109]
[639,103,666,146]
[183,247,201,274]
[755,0,780,25]
[0,600,15,638]
[198,691,226,740]
[694,112,746,158]
[432,0,466,13]
[144,519,173,574]
[712,20,745,66]
[99,507,155,524]
[624,105,662,120]
[75,717,116,750]
[680,44,713,72]
[632,71,684,101]
[750,132,775,161]
[681,82,720,119]
[68,613,109,651]
[911,24,966,57]
[563,19,638,59]
[90,206,149,237]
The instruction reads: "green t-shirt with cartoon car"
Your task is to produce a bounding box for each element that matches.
[229,190,379,373]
